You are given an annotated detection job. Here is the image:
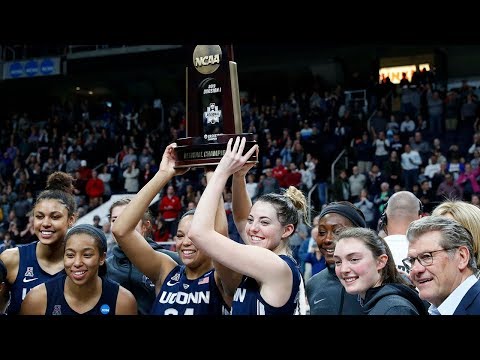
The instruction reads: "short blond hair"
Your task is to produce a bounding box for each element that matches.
[432,200,480,267]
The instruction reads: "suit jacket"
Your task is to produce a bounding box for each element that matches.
[453,279,480,315]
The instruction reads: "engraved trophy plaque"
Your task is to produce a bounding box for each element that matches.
[174,45,257,168]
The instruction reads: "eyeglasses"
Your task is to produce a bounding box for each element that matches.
[402,248,454,271]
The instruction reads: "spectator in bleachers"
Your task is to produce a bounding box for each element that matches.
[333,169,351,202]
[98,165,112,200]
[298,161,314,192]
[467,132,480,160]
[92,215,103,230]
[272,157,287,188]
[85,169,104,209]
[0,231,16,254]
[424,153,442,184]
[471,150,480,170]
[348,165,366,203]
[279,138,293,166]
[19,213,36,244]
[436,172,463,201]
[414,114,428,135]
[291,140,305,166]
[369,110,387,138]
[106,156,121,193]
[180,183,197,210]
[158,184,182,240]
[445,90,460,131]
[426,87,444,135]
[354,189,376,229]
[152,215,170,244]
[366,164,385,199]
[66,152,81,174]
[401,144,422,192]
[122,160,140,194]
[415,179,435,214]
[0,152,13,180]
[139,162,155,189]
[456,162,480,201]
[373,131,390,170]
[256,168,281,199]
[389,132,404,155]
[386,114,400,137]
[400,113,416,143]
[410,131,431,165]
[353,132,374,174]
[12,192,31,231]
[303,233,327,282]
[460,93,478,132]
[374,181,392,217]
[284,162,302,189]
[56,153,67,172]
[138,146,153,171]
[383,150,402,188]
[446,154,464,181]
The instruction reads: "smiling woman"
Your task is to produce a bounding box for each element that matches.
[19,224,137,315]
[0,171,77,315]
[305,201,367,315]
[333,227,427,315]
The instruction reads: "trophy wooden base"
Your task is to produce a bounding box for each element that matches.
[174,133,257,168]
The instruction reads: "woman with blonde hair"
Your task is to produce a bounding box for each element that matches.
[432,200,480,270]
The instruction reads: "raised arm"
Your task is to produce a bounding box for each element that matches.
[188,138,293,306]
[231,163,256,244]
[111,143,188,290]
[204,169,243,300]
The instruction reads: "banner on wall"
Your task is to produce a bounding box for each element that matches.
[2,57,63,80]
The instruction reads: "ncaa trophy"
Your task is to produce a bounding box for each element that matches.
[174,45,257,168]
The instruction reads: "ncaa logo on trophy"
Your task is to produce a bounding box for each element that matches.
[174,44,257,168]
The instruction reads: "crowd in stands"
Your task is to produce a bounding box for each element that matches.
[1,67,480,274]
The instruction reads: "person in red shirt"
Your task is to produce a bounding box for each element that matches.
[152,215,170,244]
[158,185,182,238]
[284,162,302,188]
[272,157,288,188]
[85,169,105,209]
[78,160,92,181]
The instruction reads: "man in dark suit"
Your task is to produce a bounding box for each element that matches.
[404,216,480,315]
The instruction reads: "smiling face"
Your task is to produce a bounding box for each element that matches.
[407,231,459,307]
[175,214,210,268]
[316,213,352,265]
[64,233,105,285]
[333,237,386,299]
[33,199,74,246]
[245,201,289,251]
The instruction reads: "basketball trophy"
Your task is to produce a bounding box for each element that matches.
[174,45,257,168]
